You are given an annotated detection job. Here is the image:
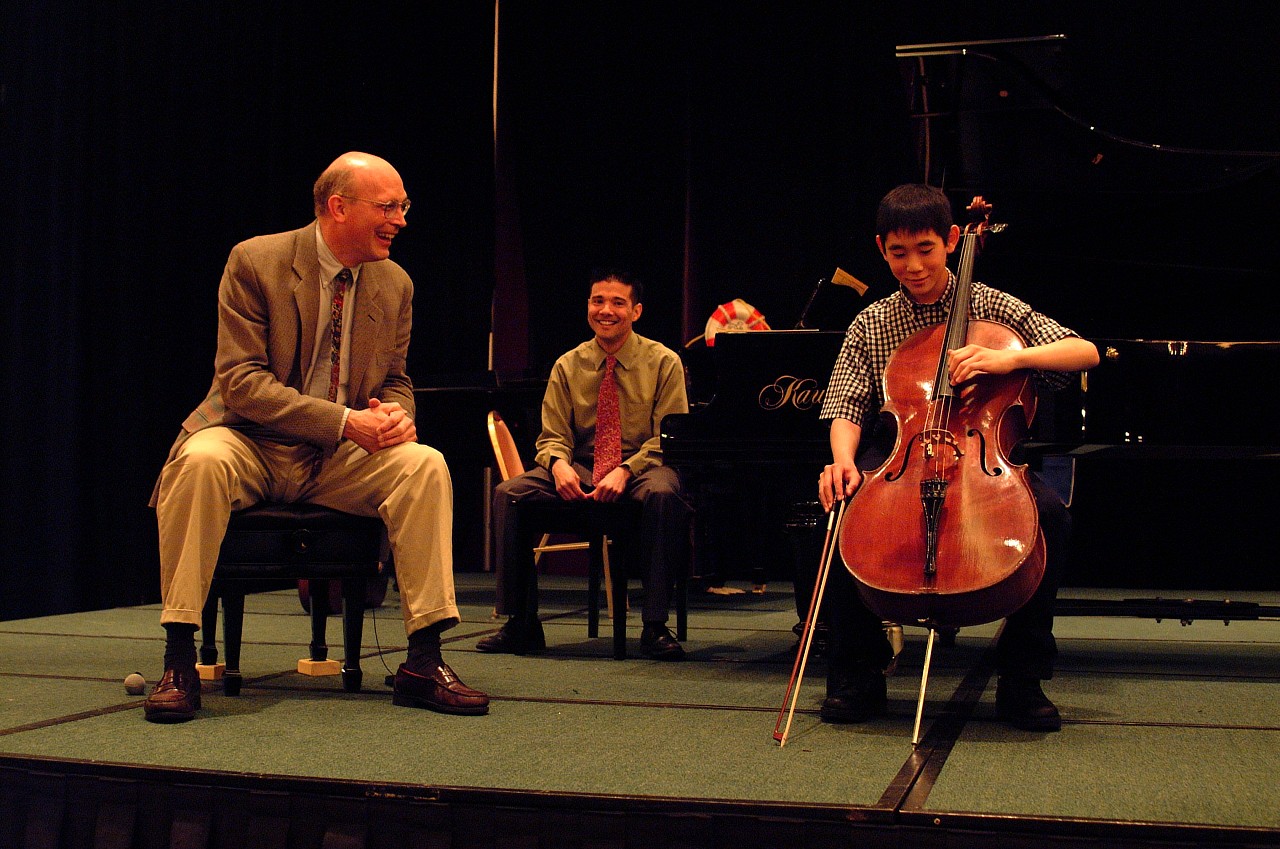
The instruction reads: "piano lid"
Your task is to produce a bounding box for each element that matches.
[898,34,1280,196]
[896,34,1280,343]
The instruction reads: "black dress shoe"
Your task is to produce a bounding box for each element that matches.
[475,618,546,655]
[640,623,685,661]
[393,660,490,716]
[996,676,1062,731]
[143,666,201,723]
[791,621,829,657]
[820,664,886,723]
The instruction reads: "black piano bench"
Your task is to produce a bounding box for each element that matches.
[198,502,389,696]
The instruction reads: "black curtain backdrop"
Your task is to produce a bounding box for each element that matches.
[4,2,1278,620]
[497,4,910,373]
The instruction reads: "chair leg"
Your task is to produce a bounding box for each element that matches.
[199,594,218,665]
[601,540,616,620]
[532,532,551,566]
[221,590,245,696]
[340,578,364,692]
[197,592,225,680]
[608,541,627,660]
[676,514,693,641]
[309,579,331,661]
[587,539,601,638]
[299,579,341,677]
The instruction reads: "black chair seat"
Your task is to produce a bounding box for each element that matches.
[201,502,388,695]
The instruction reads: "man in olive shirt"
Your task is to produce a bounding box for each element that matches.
[478,269,692,659]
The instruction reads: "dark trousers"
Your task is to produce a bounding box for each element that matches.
[826,471,1070,682]
[492,464,692,624]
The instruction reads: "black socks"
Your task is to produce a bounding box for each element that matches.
[406,620,447,667]
[162,622,198,670]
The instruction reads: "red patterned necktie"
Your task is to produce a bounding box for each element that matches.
[592,354,621,485]
[326,268,352,402]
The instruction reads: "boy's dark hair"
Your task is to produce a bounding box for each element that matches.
[875,184,954,243]
[588,267,644,306]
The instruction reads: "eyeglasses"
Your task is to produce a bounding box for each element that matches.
[337,195,411,219]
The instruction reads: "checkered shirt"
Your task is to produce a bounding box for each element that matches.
[819,272,1080,427]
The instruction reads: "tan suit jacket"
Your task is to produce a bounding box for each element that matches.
[151,221,415,503]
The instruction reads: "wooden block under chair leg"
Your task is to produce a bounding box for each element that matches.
[297,658,342,676]
[196,662,225,680]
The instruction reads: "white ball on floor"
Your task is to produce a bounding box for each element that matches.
[124,672,146,695]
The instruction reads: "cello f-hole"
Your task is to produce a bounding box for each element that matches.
[967,428,1004,477]
[884,434,919,482]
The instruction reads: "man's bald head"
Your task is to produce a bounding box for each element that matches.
[313,152,399,218]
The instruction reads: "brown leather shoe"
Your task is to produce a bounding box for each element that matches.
[393,660,490,716]
[143,666,201,723]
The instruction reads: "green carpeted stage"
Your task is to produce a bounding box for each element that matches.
[2,574,1277,848]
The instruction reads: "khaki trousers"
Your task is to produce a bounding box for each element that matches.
[155,427,459,637]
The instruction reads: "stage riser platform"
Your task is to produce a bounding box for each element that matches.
[1,575,1276,849]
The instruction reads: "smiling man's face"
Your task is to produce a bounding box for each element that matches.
[587,278,642,353]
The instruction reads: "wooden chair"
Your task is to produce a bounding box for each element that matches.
[197,503,388,695]
[487,410,622,619]
[488,410,687,658]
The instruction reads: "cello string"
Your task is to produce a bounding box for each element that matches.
[927,224,978,481]
[923,219,981,556]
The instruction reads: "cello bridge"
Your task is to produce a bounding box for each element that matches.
[922,428,962,463]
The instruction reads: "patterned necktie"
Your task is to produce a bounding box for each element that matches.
[326,268,352,402]
[592,355,621,485]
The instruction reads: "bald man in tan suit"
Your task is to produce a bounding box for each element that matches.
[145,153,488,722]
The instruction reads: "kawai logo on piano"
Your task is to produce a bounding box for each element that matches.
[758,375,827,412]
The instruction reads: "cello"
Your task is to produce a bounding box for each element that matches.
[838,197,1045,633]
